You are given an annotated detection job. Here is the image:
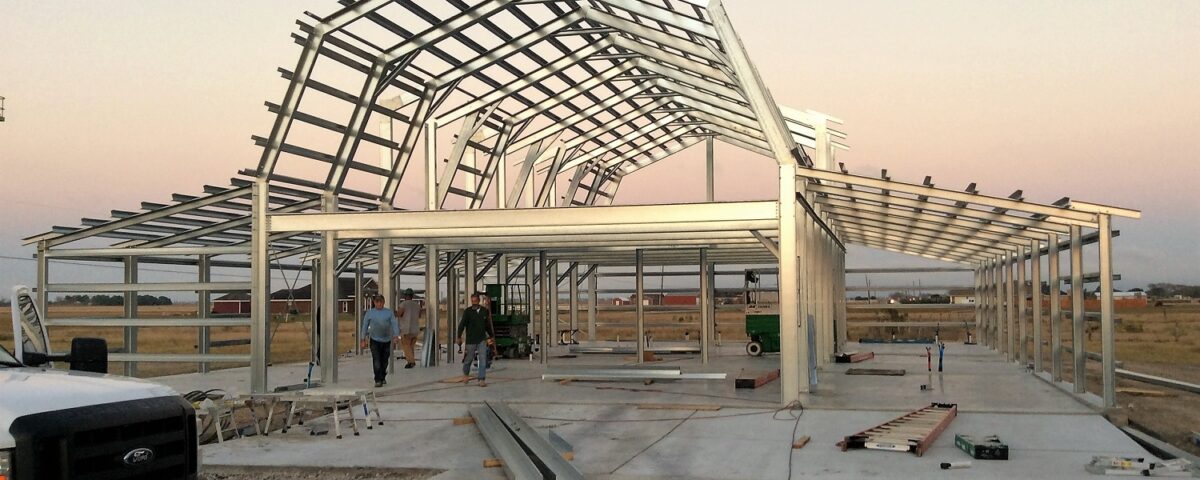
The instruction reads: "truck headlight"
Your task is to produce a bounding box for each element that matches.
[0,448,12,480]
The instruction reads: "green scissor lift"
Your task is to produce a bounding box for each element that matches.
[485,283,534,359]
[744,270,781,356]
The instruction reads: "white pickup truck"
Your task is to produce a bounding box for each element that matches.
[1,287,198,479]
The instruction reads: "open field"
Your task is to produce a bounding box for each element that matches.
[3,302,1198,454]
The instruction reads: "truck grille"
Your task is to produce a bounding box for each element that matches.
[9,396,197,480]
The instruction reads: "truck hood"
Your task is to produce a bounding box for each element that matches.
[0,367,180,448]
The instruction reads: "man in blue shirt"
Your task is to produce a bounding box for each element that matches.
[360,295,400,387]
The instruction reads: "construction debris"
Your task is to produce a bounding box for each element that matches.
[1084,456,1199,477]
[955,434,1009,460]
[940,461,971,470]
[470,402,583,480]
[792,436,811,449]
[834,351,875,363]
[838,403,958,457]
[452,417,476,426]
[845,368,906,376]
[542,364,726,382]
[1116,387,1177,397]
[736,369,780,388]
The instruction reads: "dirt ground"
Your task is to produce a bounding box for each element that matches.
[2,302,1198,454]
[200,466,441,479]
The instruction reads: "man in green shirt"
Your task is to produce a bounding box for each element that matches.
[456,292,494,386]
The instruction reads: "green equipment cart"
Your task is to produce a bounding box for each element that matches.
[743,269,781,356]
[485,283,534,359]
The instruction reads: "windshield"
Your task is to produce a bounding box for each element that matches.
[0,344,21,367]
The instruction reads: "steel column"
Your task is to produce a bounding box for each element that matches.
[699,248,711,364]
[550,261,560,339]
[569,263,579,336]
[706,135,715,201]
[422,244,440,367]
[1017,246,1027,364]
[1006,254,1016,362]
[354,263,364,356]
[447,252,458,364]
[1049,232,1063,381]
[319,191,338,384]
[779,163,806,399]
[123,256,138,377]
[1031,238,1043,372]
[379,235,394,371]
[1098,214,1116,408]
[635,249,645,364]
[250,178,270,393]
[1070,225,1085,393]
[198,255,211,373]
[587,266,598,341]
[539,251,549,364]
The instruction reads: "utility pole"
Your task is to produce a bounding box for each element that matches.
[1,96,6,122]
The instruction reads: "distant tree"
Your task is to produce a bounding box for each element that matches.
[156,296,172,306]
[0,297,9,307]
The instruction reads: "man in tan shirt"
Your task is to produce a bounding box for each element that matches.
[395,288,423,368]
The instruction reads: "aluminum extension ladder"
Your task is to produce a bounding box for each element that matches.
[838,403,958,457]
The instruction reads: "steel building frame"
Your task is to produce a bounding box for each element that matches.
[24,0,1137,407]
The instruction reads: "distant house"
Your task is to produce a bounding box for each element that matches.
[212,278,378,315]
[948,289,975,305]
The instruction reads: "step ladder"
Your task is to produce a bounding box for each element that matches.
[1085,456,1199,477]
[838,403,958,457]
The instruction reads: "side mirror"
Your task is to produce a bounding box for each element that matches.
[69,337,108,374]
[22,351,49,367]
[20,337,108,374]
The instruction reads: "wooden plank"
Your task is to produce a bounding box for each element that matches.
[1116,387,1176,397]
[736,369,781,388]
[637,403,722,411]
[835,351,875,363]
[792,435,811,449]
[845,368,906,376]
[453,417,476,426]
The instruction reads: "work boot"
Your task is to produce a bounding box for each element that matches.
[405,362,415,369]
[374,381,383,388]
[479,380,487,387]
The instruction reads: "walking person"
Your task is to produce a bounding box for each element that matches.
[360,295,399,387]
[455,292,494,387]
[396,288,423,368]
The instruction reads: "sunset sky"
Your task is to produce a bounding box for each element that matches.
[0,0,1196,297]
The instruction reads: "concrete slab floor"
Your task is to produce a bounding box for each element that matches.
[185,342,1153,478]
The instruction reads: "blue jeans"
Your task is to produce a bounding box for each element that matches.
[462,340,489,380]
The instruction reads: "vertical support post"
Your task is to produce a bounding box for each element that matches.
[699,248,711,364]
[973,266,982,344]
[1006,254,1016,362]
[378,236,394,372]
[538,251,549,364]
[250,178,270,393]
[587,266,598,341]
[123,256,138,377]
[1031,238,1043,372]
[319,191,338,384]
[422,244,440,367]
[311,259,320,365]
[779,164,806,399]
[996,256,1006,356]
[1049,233,1063,381]
[705,135,715,202]
[465,252,478,299]
[1097,214,1116,408]
[354,262,364,356]
[526,256,537,350]
[569,264,579,336]
[1070,225,1085,393]
[36,241,49,350]
[708,260,717,348]
[1017,246,1027,364]
[198,254,212,373]
[424,121,438,211]
[836,250,847,352]
[550,261,560,340]
[635,249,646,364]
[447,253,458,364]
